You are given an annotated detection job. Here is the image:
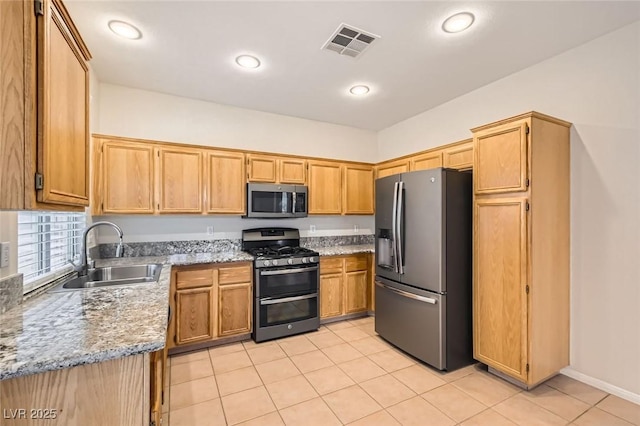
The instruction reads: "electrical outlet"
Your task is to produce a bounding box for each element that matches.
[309,225,316,234]
[0,242,9,268]
[353,224,359,233]
[206,226,214,236]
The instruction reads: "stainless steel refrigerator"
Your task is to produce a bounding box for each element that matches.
[375,168,473,371]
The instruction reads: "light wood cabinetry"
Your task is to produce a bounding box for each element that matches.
[100,140,155,214]
[206,150,246,214]
[247,154,306,184]
[0,0,90,210]
[157,146,203,213]
[472,112,570,387]
[343,164,374,214]
[443,139,473,170]
[376,159,410,179]
[319,254,371,319]
[410,151,442,171]
[0,353,151,426]
[169,262,252,349]
[93,136,246,215]
[150,348,166,426]
[308,160,342,214]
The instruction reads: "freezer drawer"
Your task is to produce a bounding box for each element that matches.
[374,277,446,370]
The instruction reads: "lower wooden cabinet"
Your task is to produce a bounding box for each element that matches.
[218,282,252,336]
[320,254,372,319]
[169,262,252,349]
[150,348,167,426]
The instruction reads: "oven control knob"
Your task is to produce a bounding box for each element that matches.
[287,259,293,265]
[302,258,308,263]
[272,259,278,266]
[309,257,316,263]
[263,260,270,267]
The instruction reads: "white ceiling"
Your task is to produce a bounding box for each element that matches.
[66,1,640,131]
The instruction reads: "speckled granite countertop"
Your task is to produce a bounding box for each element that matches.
[0,251,253,381]
[313,244,375,256]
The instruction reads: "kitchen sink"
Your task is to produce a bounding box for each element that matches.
[49,264,163,292]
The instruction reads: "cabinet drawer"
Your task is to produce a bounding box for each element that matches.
[175,268,214,290]
[320,257,344,275]
[219,264,252,285]
[345,255,368,272]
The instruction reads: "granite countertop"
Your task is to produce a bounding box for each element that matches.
[0,245,372,381]
[313,244,375,256]
[0,251,253,381]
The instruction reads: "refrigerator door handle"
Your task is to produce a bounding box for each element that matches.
[396,181,405,274]
[392,181,399,273]
[375,281,437,304]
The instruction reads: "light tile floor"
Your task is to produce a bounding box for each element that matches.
[163,316,640,426]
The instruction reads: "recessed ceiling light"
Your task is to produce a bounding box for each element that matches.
[349,85,370,95]
[442,12,475,33]
[235,55,261,69]
[108,20,142,40]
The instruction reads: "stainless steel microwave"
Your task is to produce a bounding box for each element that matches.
[246,183,308,218]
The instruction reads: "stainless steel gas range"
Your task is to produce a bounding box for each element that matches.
[242,228,320,343]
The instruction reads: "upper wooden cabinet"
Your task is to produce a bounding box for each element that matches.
[0,0,90,210]
[206,150,245,214]
[410,151,442,171]
[376,159,409,179]
[472,112,571,387]
[308,160,342,214]
[443,140,473,171]
[343,164,374,214]
[157,147,203,213]
[474,122,528,194]
[93,136,246,215]
[247,154,306,184]
[100,140,155,214]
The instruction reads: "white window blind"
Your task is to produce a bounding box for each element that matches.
[17,211,86,293]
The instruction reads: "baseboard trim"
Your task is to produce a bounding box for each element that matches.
[560,367,640,404]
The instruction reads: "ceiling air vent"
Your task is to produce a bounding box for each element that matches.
[321,23,380,59]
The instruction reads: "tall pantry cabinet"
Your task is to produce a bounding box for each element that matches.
[472,112,571,387]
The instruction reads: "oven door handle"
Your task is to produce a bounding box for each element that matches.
[260,293,318,305]
[260,266,318,276]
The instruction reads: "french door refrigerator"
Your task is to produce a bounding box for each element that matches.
[375,168,473,371]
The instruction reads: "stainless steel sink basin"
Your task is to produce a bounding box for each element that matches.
[49,264,162,292]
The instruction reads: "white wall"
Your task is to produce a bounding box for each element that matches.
[96,215,374,243]
[98,83,377,162]
[0,212,18,279]
[379,22,640,397]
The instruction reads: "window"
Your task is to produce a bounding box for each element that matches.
[17,211,86,293]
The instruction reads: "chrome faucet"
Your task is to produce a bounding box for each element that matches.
[71,221,124,276]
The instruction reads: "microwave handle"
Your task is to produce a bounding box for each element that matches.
[292,192,296,214]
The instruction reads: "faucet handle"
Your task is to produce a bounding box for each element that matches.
[68,259,83,272]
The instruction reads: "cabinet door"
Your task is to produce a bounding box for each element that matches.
[410,152,442,171]
[308,161,342,214]
[206,150,245,214]
[376,160,409,179]
[158,147,203,213]
[102,141,154,214]
[37,0,90,206]
[345,271,368,314]
[443,141,473,170]
[0,1,26,209]
[218,283,251,336]
[320,273,343,318]
[344,165,374,214]
[149,350,163,426]
[474,121,528,194]
[176,287,215,345]
[279,158,306,184]
[474,198,528,381]
[247,154,277,183]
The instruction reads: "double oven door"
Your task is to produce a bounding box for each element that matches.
[253,263,319,342]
